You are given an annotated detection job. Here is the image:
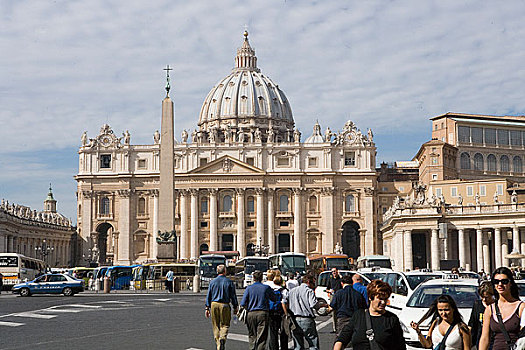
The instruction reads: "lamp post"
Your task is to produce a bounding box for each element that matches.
[35,239,54,272]
[254,237,269,257]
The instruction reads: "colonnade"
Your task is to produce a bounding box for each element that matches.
[0,233,72,267]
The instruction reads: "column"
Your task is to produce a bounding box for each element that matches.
[293,188,303,253]
[404,229,413,271]
[190,190,199,259]
[521,229,525,266]
[363,188,375,255]
[81,190,93,259]
[117,189,132,264]
[320,187,335,254]
[513,226,521,252]
[152,190,159,259]
[179,190,189,259]
[458,229,467,269]
[236,189,246,257]
[494,228,502,268]
[267,190,275,254]
[209,189,218,251]
[502,231,510,267]
[483,233,490,273]
[431,228,440,270]
[7,235,13,252]
[476,229,483,272]
[256,189,265,245]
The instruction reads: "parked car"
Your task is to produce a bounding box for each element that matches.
[12,273,84,297]
[315,270,370,306]
[396,276,479,347]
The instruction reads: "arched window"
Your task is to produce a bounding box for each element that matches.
[460,153,471,170]
[247,196,255,213]
[345,195,355,212]
[487,154,497,172]
[101,197,110,215]
[473,153,484,171]
[223,195,232,212]
[308,196,318,212]
[500,155,510,172]
[138,198,146,215]
[279,195,289,212]
[514,156,523,173]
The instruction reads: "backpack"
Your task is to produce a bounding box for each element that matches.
[269,287,284,314]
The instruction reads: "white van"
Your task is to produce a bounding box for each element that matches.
[356,255,393,270]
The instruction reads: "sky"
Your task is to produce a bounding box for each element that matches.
[2,0,525,222]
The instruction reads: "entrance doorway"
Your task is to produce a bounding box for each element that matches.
[341,221,360,260]
[96,223,113,264]
[412,233,427,269]
[278,234,290,253]
[221,234,234,251]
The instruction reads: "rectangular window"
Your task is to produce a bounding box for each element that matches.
[432,174,438,180]
[497,184,504,196]
[435,188,442,197]
[458,126,470,143]
[247,221,255,227]
[467,186,473,197]
[498,129,509,146]
[200,200,208,214]
[451,187,457,197]
[308,157,318,167]
[279,221,289,227]
[511,130,521,146]
[246,157,255,166]
[137,159,146,169]
[399,186,404,192]
[382,187,388,192]
[200,221,208,228]
[100,154,112,169]
[277,157,289,166]
[480,185,486,196]
[200,158,208,167]
[484,128,496,145]
[344,152,356,166]
[471,127,483,144]
[382,207,387,214]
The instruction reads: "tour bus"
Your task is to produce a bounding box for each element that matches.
[105,265,138,290]
[234,257,270,288]
[268,252,307,279]
[356,255,393,270]
[67,267,94,285]
[0,253,45,289]
[198,254,227,288]
[145,262,197,290]
[309,254,350,276]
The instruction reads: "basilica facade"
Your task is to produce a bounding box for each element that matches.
[75,32,378,265]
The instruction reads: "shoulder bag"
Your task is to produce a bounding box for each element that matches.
[237,306,247,324]
[364,309,383,350]
[494,302,519,350]
[433,322,456,350]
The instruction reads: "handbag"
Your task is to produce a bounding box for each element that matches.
[433,322,456,350]
[494,302,518,350]
[237,306,247,324]
[364,309,383,350]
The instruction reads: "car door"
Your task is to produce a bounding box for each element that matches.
[31,275,47,294]
[48,275,67,293]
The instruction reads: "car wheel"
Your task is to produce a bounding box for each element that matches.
[63,287,74,296]
[20,288,31,297]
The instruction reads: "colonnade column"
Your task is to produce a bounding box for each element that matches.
[404,230,413,271]
[190,189,199,259]
[293,188,303,253]
[513,226,521,253]
[482,233,490,273]
[256,189,265,245]
[458,229,467,269]
[179,190,189,259]
[476,229,483,272]
[494,228,502,268]
[267,190,275,254]
[503,231,510,267]
[236,189,246,257]
[431,228,440,270]
[209,189,218,251]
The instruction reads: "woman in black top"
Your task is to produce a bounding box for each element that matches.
[333,279,406,350]
[468,281,494,348]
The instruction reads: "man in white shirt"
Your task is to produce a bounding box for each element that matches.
[286,273,299,290]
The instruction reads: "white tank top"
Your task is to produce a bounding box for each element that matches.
[431,324,463,350]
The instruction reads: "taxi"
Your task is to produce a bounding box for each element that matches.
[396,276,479,347]
[12,273,84,297]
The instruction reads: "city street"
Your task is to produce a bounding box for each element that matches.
[0,291,342,350]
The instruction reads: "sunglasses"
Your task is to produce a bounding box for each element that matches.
[492,278,510,285]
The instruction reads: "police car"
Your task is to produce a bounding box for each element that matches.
[396,276,479,347]
[12,273,84,297]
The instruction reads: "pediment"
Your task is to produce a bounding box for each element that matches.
[189,156,265,175]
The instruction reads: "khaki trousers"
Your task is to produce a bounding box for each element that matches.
[211,302,231,350]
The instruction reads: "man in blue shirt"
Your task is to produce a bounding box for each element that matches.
[352,273,368,304]
[241,270,277,350]
[205,264,238,350]
[328,274,367,337]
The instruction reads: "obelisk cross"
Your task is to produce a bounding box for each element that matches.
[164,64,173,96]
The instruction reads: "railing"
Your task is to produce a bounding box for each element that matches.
[276,211,292,217]
[219,211,235,218]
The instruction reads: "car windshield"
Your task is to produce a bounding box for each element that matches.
[245,260,269,274]
[362,272,386,282]
[326,258,349,270]
[407,284,479,308]
[406,274,442,290]
[281,256,306,274]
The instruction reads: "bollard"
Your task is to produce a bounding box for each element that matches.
[193,275,200,293]
[103,276,111,293]
[174,277,180,293]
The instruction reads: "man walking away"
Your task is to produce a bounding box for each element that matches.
[286,273,298,290]
[205,264,239,350]
[328,274,367,337]
[241,270,277,350]
[287,273,326,350]
[165,268,174,293]
[352,273,368,304]
[268,275,288,350]
[327,268,342,333]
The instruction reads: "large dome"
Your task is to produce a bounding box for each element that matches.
[198,32,294,143]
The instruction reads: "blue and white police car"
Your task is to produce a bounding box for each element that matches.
[12,273,84,297]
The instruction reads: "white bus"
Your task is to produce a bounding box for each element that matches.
[269,252,307,279]
[234,257,270,288]
[356,255,393,270]
[198,254,227,288]
[0,253,45,289]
